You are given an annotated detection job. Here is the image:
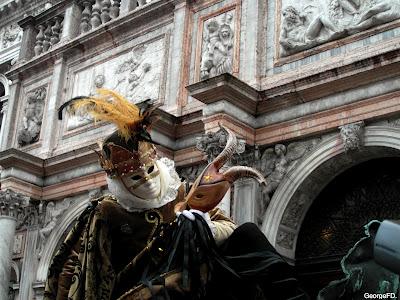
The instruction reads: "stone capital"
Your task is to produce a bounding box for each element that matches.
[0,189,30,219]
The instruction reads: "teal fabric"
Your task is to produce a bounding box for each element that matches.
[318,221,399,300]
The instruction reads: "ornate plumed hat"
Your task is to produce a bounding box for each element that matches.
[58,89,159,178]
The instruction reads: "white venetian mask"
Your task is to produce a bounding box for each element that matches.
[120,163,161,199]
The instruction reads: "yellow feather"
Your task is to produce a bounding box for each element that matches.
[69,89,143,141]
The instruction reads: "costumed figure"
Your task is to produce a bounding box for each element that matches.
[44,89,308,300]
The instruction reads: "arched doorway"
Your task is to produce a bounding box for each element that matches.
[295,157,400,297]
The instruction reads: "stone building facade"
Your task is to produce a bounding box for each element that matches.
[0,0,400,298]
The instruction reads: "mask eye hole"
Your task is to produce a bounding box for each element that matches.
[148,165,154,173]
[131,175,142,181]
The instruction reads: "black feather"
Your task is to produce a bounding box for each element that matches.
[58,96,91,120]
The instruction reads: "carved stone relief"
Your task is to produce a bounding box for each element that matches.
[37,198,72,258]
[281,193,308,229]
[276,229,295,249]
[113,45,154,101]
[200,10,235,80]
[17,87,46,147]
[66,39,164,130]
[258,138,321,224]
[339,121,364,152]
[196,128,245,162]
[0,23,22,50]
[279,0,400,57]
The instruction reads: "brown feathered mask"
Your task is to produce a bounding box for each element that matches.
[58,89,160,177]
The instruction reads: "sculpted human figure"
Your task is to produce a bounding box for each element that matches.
[349,0,400,33]
[280,6,309,54]
[200,19,233,79]
[17,88,45,146]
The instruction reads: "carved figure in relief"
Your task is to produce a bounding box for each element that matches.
[114,45,151,100]
[17,88,46,147]
[37,199,71,258]
[258,139,320,224]
[200,13,234,80]
[280,0,400,56]
[280,6,311,54]
[1,23,22,49]
[348,0,400,33]
[280,1,355,55]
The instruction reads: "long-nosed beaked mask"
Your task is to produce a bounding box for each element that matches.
[186,126,266,212]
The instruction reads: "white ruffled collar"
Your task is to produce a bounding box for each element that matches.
[107,157,182,212]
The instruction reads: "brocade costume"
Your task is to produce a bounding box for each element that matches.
[44,189,236,300]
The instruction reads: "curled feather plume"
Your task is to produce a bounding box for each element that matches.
[58,89,160,142]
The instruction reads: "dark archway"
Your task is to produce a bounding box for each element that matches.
[0,82,5,97]
[294,157,400,298]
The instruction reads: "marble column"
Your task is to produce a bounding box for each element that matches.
[0,190,30,300]
[0,79,21,151]
[233,178,259,225]
[0,99,9,149]
[0,215,16,300]
[19,229,38,300]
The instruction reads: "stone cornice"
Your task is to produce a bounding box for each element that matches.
[0,147,99,177]
[258,49,400,115]
[188,48,400,120]
[0,148,44,176]
[187,73,259,115]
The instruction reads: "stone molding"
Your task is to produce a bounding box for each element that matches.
[262,125,400,260]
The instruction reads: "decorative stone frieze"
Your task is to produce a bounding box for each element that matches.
[339,121,365,152]
[279,0,400,57]
[0,23,22,50]
[196,128,245,163]
[114,45,153,101]
[200,11,235,80]
[17,87,46,147]
[281,193,308,230]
